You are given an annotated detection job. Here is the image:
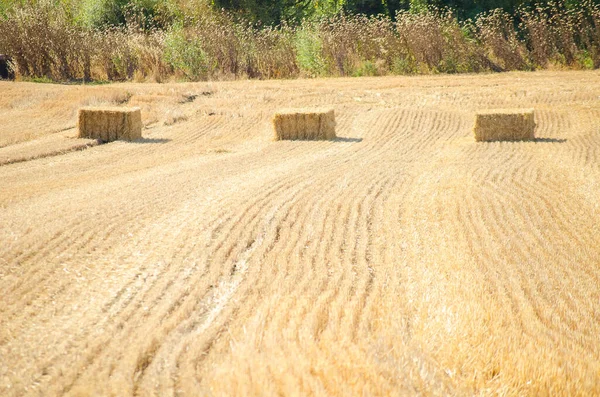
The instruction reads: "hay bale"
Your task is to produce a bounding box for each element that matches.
[78,107,142,142]
[473,109,535,142]
[273,108,336,140]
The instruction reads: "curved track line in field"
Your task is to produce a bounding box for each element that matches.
[4,142,356,392]
[2,127,346,384]
[49,114,368,392]
[166,111,400,390]
[397,123,600,391]
[166,110,396,392]
[182,107,469,394]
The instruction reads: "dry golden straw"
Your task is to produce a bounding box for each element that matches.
[473,109,535,142]
[78,107,142,142]
[4,73,600,397]
[273,108,336,140]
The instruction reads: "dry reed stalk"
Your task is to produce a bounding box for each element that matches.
[273,108,336,140]
[473,109,535,142]
[78,107,142,142]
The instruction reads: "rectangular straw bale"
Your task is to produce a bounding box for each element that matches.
[473,109,535,142]
[273,108,336,140]
[78,107,142,142]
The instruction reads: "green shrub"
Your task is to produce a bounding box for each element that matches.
[163,26,213,80]
[352,60,380,77]
[392,55,418,74]
[21,76,55,84]
[437,55,461,73]
[577,51,595,69]
[295,27,327,77]
[76,0,128,28]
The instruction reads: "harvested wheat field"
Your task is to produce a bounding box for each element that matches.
[1,71,600,396]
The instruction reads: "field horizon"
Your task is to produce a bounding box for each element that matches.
[1,70,600,395]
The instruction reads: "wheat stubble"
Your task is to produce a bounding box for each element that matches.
[1,71,600,396]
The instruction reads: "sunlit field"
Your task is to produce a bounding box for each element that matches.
[1,71,600,396]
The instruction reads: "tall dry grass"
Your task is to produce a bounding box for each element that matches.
[1,1,600,82]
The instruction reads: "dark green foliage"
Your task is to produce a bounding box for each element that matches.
[211,0,600,22]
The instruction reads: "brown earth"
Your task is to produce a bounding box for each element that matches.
[1,71,600,396]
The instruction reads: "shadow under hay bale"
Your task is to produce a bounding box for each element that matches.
[0,55,15,80]
[78,107,142,142]
[273,108,336,141]
[474,109,535,142]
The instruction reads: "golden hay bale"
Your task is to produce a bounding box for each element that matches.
[78,107,142,142]
[273,108,336,141]
[473,109,535,142]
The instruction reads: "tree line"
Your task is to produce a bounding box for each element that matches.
[1,0,600,82]
[1,0,596,28]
